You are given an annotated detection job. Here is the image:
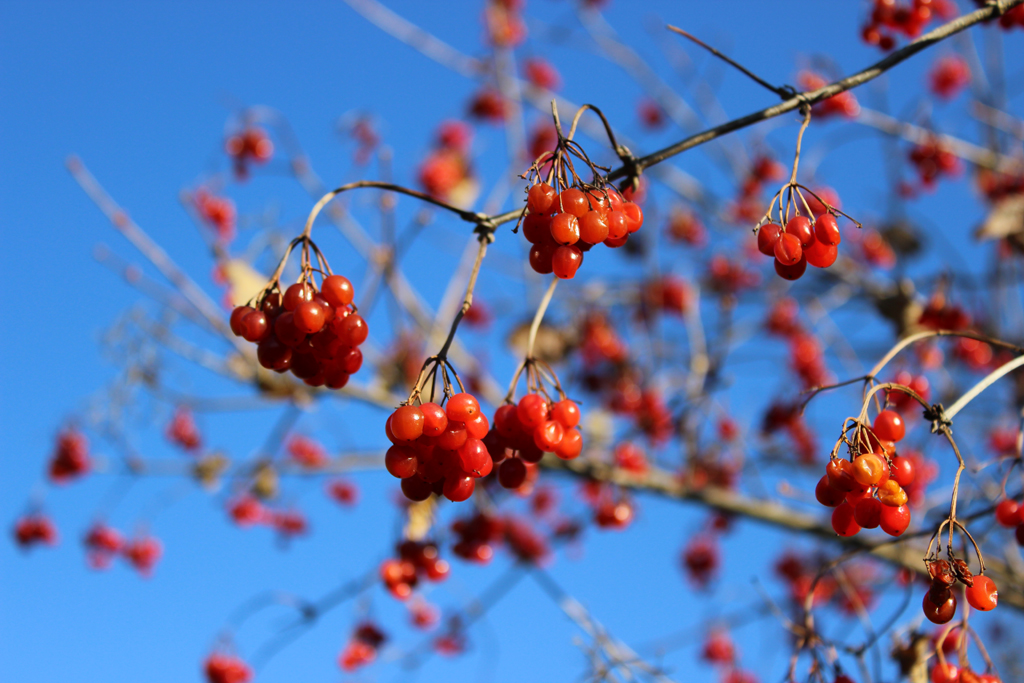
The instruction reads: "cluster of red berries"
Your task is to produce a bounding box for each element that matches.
[385,392,491,502]
[928,55,971,99]
[167,406,202,451]
[765,298,832,391]
[523,57,560,91]
[122,534,163,577]
[49,429,91,483]
[380,540,450,600]
[483,0,525,48]
[665,207,706,246]
[995,497,1024,546]
[682,534,720,587]
[861,0,956,51]
[230,276,367,389]
[762,400,816,464]
[798,71,860,119]
[225,126,273,179]
[922,557,998,627]
[203,653,252,683]
[286,434,329,468]
[815,410,914,537]
[227,496,309,539]
[468,88,507,123]
[488,395,584,488]
[194,188,236,244]
[452,511,505,563]
[338,622,387,672]
[757,212,842,281]
[521,183,644,279]
[909,137,961,189]
[418,120,473,201]
[700,629,761,683]
[13,513,57,549]
[931,662,1001,683]
[84,523,123,569]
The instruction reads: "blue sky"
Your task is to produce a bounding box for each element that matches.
[3,1,1023,682]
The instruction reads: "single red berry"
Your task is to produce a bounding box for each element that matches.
[283,283,314,311]
[457,439,489,475]
[929,662,960,683]
[550,213,580,246]
[551,400,580,428]
[533,420,565,452]
[874,410,906,442]
[552,245,583,279]
[391,406,425,442]
[321,275,354,307]
[555,428,582,459]
[402,477,433,501]
[230,306,255,336]
[385,446,418,479]
[831,502,861,537]
[494,404,522,437]
[879,504,910,536]
[579,210,609,244]
[446,393,480,422]
[528,241,556,274]
[606,211,628,240]
[804,239,838,268]
[774,233,803,266]
[815,213,841,245]
[522,214,552,243]
[923,591,957,624]
[527,183,556,214]
[517,394,548,431]
[815,475,846,507]
[558,188,589,218]
[437,421,468,451]
[498,457,527,488]
[891,455,915,487]
[854,498,882,529]
[240,310,270,342]
[785,216,815,247]
[294,301,326,334]
[774,256,807,280]
[274,312,307,347]
[621,202,643,233]
[757,223,783,256]
[443,475,475,502]
[465,413,489,440]
[335,313,369,346]
[965,575,998,611]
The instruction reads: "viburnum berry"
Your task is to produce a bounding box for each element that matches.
[995,499,1022,527]
[874,409,906,442]
[757,223,783,256]
[123,534,163,577]
[923,590,957,624]
[48,429,91,483]
[831,502,861,537]
[774,233,803,266]
[879,504,911,536]
[13,513,58,549]
[965,575,998,611]
[204,652,252,683]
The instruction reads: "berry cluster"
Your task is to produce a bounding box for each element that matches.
[861,0,956,51]
[521,182,643,279]
[815,410,914,538]
[193,188,236,244]
[385,392,491,503]
[487,394,583,489]
[123,534,163,577]
[922,558,998,627]
[379,540,450,600]
[83,523,123,569]
[225,125,273,180]
[48,429,91,483]
[665,206,706,246]
[909,137,961,189]
[797,71,859,119]
[338,622,387,672]
[928,55,971,99]
[452,511,505,563]
[418,120,473,201]
[167,405,202,451]
[757,212,842,281]
[13,513,57,549]
[230,273,367,389]
[204,653,252,683]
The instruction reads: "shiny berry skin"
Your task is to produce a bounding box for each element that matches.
[443,475,475,502]
[283,283,314,311]
[831,502,861,537]
[827,458,858,492]
[854,498,882,529]
[274,312,307,347]
[555,428,582,459]
[522,214,552,243]
[321,275,354,307]
[606,211,628,240]
[391,406,425,442]
[528,241,556,274]
[930,662,960,683]
[457,439,489,474]
[621,202,643,233]
[804,239,838,268]
[551,400,580,428]
[815,213,841,245]
[774,256,807,280]
[335,314,368,346]
[239,310,270,343]
[815,475,846,507]
[965,575,998,611]
[401,477,433,501]
[757,223,782,256]
[534,420,564,452]
[446,393,480,422]
[230,306,255,335]
[257,338,292,370]
[385,446,418,479]
[436,422,468,451]
[579,210,609,244]
[294,301,326,334]
[891,455,915,487]
[498,457,527,488]
[464,413,489,440]
[550,213,580,245]
[879,504,910,536]
[494,404,521,437]
[517,394,548,431]
[874,410,905,442]
[559,188,589,217]
[774,233,803,266]
[785,216,815,247]
[552,245,583,279]
[853,452,887,486]
[527,183,556,214]
[994,499,1020,527]
[923,591,957,624]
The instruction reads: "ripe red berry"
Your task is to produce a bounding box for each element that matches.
[923,591,957,624]
[550,213,580,245]
[457,439,489,474]
[774,233,803,266]
[401,477,433,501]
[552,245,583,279]
[528,241,556,274]
[874,410,906,442]
[321,275,354,307]
[446,393,480,422]
[522,214,552,243]
[274,312,307,347]
[533,420,565,452]
[551,399,580,428]
[831,502,861,537]
[385,445,418,479]
[283,283,314,311]
[464,413,489,440]
[606,211,628,240]
[965,575,998,611]
[891,455,915,487]
[757,223,782,256]
[294,301,326,334]
[443,475,475,502]
[558,188,589,217]
[527,183,556,214]
[498,457,528,488]
[815,475,846,507]
[437,421,468,451]
[814,213,841,245]
[785,216,815,247]
[494,404,522,437]
[579,210,609,244]
[621,202,643,233]
[774,256,807,281]
[804,239,838,268]
[391,406,425,442]
[335,313,368,346]
[853,498,882,529]
[879,504,910,536]
[555,428,582,459]
[517,394,548,431]
[230,306,255,336]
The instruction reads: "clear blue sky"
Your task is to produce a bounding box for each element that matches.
[2,2,1022,682]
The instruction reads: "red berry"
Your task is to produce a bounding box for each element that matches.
[391,406,425,441]
[385,445,418,479]
[437,421,468,451]
[552,245,583,279]
[457,439,489,475]
[522,214,552,243]
[533,420,565,452]
[294,301,326,334]
[815,475,846,507]
[551,400,580,428]
[757,223,782,256]
[606,211,628,240]
[804,239,838,268]
[558,188,589,218]
[550,213,580,245]
[995,499,1021,527]
[874,410,906,442]
[579,210,609,244]
[880,504,910,536]
[443,475,475,502]
[498,457,527,488]
[891,455,915,487]
[494,404,522,437]
[815,214,841,245]
[274,312,307,347]
[240,310,270,342]
[230,306,255,336]
[555,428,582,459]
[527,183,556,214]
[774,233,803,266]
[965,575,998,611]
[853,498,882,529]
[335,313,368,346]
[517,394,548,431]
[831,502,861,536]
[465,413,489,440]
[528,241,556,274]
[923,591,957,624]
[283,283,314,311]
[446,393,480,422]
[774,256,807,280]
[401,477,433,501]
[785,216,815,247]
[321,275,354,307]
[621,202,643,233]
